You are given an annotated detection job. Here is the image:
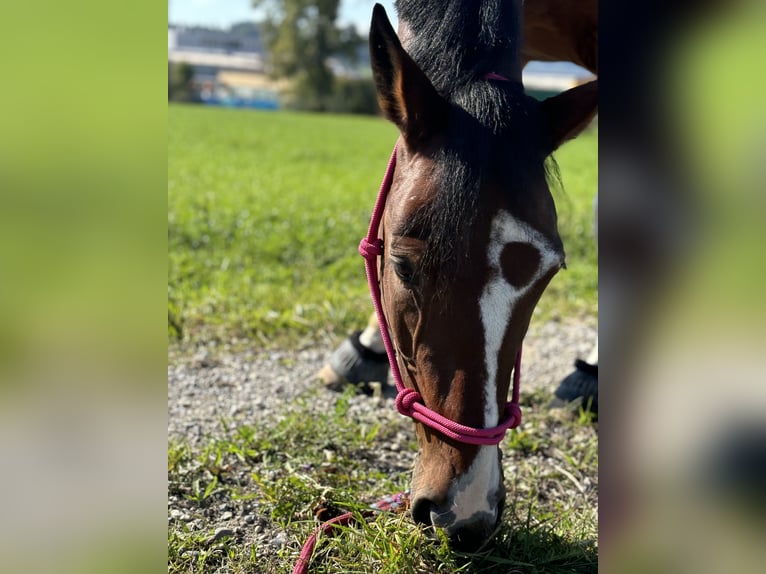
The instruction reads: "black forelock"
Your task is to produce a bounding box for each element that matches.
[395,0,522,95]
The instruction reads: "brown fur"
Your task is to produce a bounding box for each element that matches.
[522,0,598,74]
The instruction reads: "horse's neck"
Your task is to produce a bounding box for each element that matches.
[395,0,523,93]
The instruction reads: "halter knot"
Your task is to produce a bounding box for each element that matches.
[358,237,383,260]
[506,403,523,429]
[395,388,422,416]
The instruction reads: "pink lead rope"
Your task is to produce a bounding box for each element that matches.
[358,144,523,446]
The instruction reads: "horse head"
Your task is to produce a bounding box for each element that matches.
[367,3,597,550]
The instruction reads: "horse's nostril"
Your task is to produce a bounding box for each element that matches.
[411,497,434,527]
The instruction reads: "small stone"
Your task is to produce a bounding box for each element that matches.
[244,514,256,524]
[207,527,234,544]
[170,509,191,521]
[271,532,287,548]
[192,350,217,369]
[221,511,233,520]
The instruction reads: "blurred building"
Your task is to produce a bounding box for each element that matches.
[168,22,596,113]
[168,23,282,109]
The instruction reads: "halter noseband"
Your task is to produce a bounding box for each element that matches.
[358,139,523,446]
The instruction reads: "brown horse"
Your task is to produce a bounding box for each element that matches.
[321,1,598,391]
[356,1,598,550]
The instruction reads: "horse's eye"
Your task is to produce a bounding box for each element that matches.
[391,256,419,287]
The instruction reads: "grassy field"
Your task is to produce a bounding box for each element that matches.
[168,104,597,347]
[168,104,598,573]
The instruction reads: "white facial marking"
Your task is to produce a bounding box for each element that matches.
[442,445,500,528]
[443,211,561,526]
[480,210,562,426]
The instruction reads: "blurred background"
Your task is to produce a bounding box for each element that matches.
[598,1,766,572]
[167,0,594,111]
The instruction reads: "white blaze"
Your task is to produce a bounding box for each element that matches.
[480,209,563,426]
[445,444,501,527]
[446,210,562,527]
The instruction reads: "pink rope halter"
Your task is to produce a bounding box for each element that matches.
[358,144,523,446]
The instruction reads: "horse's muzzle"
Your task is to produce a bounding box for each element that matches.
[410,488,505,552]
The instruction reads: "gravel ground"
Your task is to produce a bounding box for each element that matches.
[168,319,597,446]
[168,318,597,567]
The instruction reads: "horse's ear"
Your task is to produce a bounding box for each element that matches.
[541,80,598,152]
[369,3,449,148]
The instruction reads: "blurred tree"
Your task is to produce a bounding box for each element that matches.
[326,77,379,115]
[168,62,198,103]
[253,0,363,111]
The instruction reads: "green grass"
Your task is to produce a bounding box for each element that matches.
[168,386,598,573]
[168,104,597,347]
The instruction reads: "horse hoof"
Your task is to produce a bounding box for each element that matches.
[317,331,390,392]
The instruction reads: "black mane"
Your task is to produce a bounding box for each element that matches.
[395,0,523,94]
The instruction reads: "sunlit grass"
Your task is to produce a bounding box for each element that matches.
[168,104,597,347]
